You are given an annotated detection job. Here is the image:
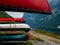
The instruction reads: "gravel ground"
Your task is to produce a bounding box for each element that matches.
[29,40,60,45]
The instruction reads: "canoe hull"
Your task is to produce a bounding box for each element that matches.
[0,24,30,32]
[0,0,51,14]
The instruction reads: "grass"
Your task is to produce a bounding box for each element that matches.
[2,42,33,45]
[29,33,44,42]
[0,11,11,18]
[25,42,33,45]
[17,42,33,45]
[50,39,60,44]
[34,29,60,39]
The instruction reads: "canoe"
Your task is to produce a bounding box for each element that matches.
[0,24,30,32]
[1,34,28,41]
[0,18,25,23]
[0,0,51,14]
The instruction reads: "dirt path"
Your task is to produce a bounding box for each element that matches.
[29,31,60,44]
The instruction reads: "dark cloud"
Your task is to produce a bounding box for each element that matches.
[23,0,60,35]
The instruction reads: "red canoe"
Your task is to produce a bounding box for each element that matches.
[0,18,25,23]
[0,0,51,14]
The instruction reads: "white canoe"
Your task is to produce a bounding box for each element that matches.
[0,24,30,32]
